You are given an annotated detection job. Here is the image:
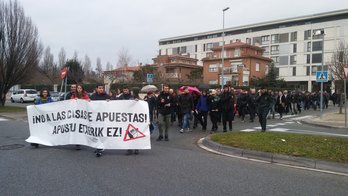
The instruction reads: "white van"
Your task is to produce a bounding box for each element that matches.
[10,89,38,103]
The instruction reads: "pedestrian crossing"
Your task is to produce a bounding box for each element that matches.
[240,115,314,133]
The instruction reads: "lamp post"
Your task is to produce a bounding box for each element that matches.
[221,7,229,90]
[314,29,325,113]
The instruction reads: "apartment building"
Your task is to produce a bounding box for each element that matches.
[202,42,272,86]
[158,9,348,91]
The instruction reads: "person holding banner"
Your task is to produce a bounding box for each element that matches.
[117,86,140,155]
[31,88,53,148]
[70,84,90,150]
[90,84,111,157]
[71,84,90,100]
[65,82,77,100]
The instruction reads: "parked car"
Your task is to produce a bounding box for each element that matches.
[50,91,60,102]
[10,89,38,103]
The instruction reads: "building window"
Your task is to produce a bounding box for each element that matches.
[246,38,251,44]
[312,41,323,51]
[307,42,311,52]
[271,45,279,54]
[279,56,289,65]
[261,35,269,44]
[293,44,297,53]
[255,63,260,72]
[290,55,297,65]
[290,32,297,42]
[262,46,269,55]
[234,48,240,57]
[271,34,280,44]
[209,64,218,72]
[306,66,310,76]
[195,45,198,52]
[292,67,296,76]
[279,33,289,43]
[311,65,317,75]
[271,56,279,63]
[312,53,322,63]
[304,30,311,40]
[306,54,311,64]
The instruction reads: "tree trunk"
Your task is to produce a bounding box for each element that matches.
[339,94,343,114]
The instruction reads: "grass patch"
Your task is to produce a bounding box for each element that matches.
[211,132,348,164]
[0,106,26,113]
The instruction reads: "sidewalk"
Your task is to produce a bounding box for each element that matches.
[302,110,348,129]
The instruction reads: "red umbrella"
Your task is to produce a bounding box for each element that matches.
[179,86,201,94]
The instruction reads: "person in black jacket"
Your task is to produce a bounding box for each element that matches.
[156,85,174,141]
[220,85,234,132]
[255,87,271,132]
[208,90,220,133]
[117,86,140,155]
[247,88,257,122]
[90,84,111,157]
[178,87,194,133]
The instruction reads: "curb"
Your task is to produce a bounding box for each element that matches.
[199,136,348,176]
[300,119,348,129]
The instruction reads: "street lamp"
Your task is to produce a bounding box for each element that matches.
[221,7,229,90]
[313,29,325,113]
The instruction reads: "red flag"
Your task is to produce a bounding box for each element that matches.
[60,67,68,79]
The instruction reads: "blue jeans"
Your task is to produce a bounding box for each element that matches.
[182,112,191,129]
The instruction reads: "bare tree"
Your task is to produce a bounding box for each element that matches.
[83,54,91,77]
[95,57,103,79]
[329,42,348,80]
[106,61,112,71]
[116,47,132,67]
[39,46,58,84]
[73,51,78,61]
[58,47,66,69]
[0,0,42,106]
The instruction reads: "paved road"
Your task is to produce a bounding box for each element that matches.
[1,109,348,195]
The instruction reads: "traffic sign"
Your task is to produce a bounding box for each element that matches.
[316,71,328,82]
[147,73,154,83]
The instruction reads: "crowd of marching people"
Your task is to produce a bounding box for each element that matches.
[32,82,340,157]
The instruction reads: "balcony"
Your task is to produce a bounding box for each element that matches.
[162,73,182,79]
[221,67,238,74]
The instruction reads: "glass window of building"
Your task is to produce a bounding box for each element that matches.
[306,54,311,64]
[292,67,296,76]
[290,32,297,42]
[234,48,240,57]
[271,34,280,44]
[312,41,323,51]
[255,63,260,72]
[307,42,311,52]
[290,55,297,65]
[312,53,322,63]
[304,30,311,40]
[293,44,297,53]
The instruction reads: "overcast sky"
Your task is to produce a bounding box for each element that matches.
[14,0,348,69]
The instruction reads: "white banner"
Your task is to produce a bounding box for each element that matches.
[26,99,151,149]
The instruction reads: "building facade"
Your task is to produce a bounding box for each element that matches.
[202,42,272,86]
[151,54,202,84]
[158,9,348,91]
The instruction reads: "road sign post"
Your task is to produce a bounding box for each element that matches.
[316,71,328,113]
[147,73,154,84]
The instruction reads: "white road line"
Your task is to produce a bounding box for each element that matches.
[289,115,314,121]
[0,117,9,121]
[284,122,295,124]
[269,128,289,132]
[240,129,256,132]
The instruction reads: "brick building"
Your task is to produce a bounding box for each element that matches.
[151,54,201,83]
[202,41,272,86]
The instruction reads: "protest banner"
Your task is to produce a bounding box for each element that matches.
[26,99,151,149]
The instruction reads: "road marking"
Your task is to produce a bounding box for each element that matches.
[0,117,9,121]
[198,138,348,177]
[269,128,289,132]
[240,129,256,132]
[289,115,314,121]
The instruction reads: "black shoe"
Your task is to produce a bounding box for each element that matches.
[134,150,139,155]
[156,136,163,141]
[229,129,232,131]
[31,143,39,148]
[249,120,254,122]
[164,136,169,141]
[223,130,227,132]
[95,149,104,157]
[261,129,266,132]
[126,150,133,155]
[75,145,81,150]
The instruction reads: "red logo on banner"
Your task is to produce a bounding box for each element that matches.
[60,67,68,79]
[123,124,145,141]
